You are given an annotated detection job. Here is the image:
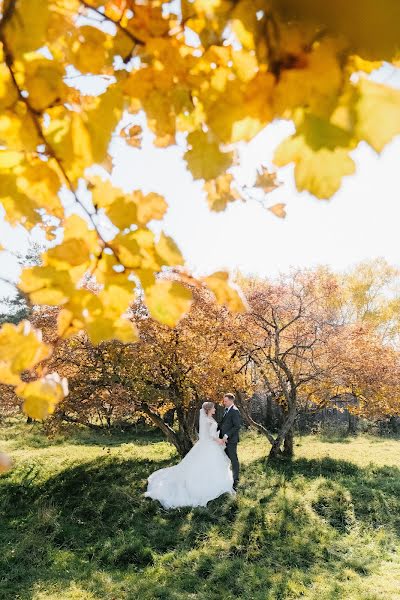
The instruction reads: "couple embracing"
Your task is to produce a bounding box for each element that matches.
[144,393,241,509]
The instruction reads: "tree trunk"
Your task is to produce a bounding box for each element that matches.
[175,430,194,456]
[282,427,294,457]
[268,439,283,459]
[140,402,193,457]
[175,402,198,455]
[267,407,297,461]
[347,411,357,435]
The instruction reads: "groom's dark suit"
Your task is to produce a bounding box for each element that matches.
[218,405,241,489]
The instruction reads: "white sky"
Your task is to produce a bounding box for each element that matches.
[1,65,400,298]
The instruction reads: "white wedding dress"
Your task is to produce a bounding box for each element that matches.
[144,409,234,509]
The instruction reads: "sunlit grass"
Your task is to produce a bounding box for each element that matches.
[1,421,399,599]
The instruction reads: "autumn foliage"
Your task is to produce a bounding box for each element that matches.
[1,265,398,460]
[1,1,400,420]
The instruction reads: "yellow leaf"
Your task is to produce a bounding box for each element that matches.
[0,364,22,386]
[69,26,111,74]
[230,0,257,49]
[86,317,138,345]
[349,56,382,74]
[0,321,52,383]
[204,173,240,211]
[155,233,184,267]
[205,73,274,144]
[96,285,134,319]
[22,57,65,112]
[184,130,234,180]
[125,4,170,42]
[204,271,247,312]
[90,177,121,209]
[17,373,68,420]
[46,238,91,267]
[0,150,23,169]
[0,106,40,152]
[43,215,100,272]
[44,107,93,183]
[111,229,161,271]
[274,37,343,119]
[85,85,124,165]
[57,308,74,337]
[136,192,168,226]
[63,214,100,254]
[268,203,287,218]
[15,161,63,219]
[46,90,121,181]
[19,265,74,305]
[231,50,258,82]
[145,280,193,327]
[107,197,138,230]
[0,62,18,110]
[274,114,356,199]
[4,0,49,54]
[355,78,400,152]
[255,168,280,193]
[122,124,142,148]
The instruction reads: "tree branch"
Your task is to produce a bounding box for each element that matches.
[235,390,276,445]
[79,0,144,46]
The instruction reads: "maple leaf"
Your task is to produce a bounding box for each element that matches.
[0,320,52,385]
[204,272,247,313]
[184,130,234,181]
[255,168,280,194]
[145,280,193,327]
[21,56,66,112]
[274,114,356,199]
[204,173,240,211]
[17,373,68,420]
[122,124,143,148]
[355,78,400,152]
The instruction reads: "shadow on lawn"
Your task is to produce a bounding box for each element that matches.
[0,454,238,599]
[1,419,166,450]
[267,455,400,536]
[1,450,399,599]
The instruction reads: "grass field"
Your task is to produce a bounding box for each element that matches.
[0,421,399,600]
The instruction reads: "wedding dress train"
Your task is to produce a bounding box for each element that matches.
[144,410,234,509]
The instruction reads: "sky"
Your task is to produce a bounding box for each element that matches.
[1,65,400,299]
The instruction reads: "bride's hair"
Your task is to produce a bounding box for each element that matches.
[202,401,214,415]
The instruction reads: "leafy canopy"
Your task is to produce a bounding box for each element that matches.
[1,0,400,418]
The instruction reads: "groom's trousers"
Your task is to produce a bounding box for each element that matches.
[225,443,239,486]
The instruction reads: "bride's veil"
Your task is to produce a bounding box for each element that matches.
[198,405,209,441]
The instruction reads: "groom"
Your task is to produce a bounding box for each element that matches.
[218,393,241,491]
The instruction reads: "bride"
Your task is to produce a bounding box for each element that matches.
[144,401,234,509]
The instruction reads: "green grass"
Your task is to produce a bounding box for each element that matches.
[1,421,400,600]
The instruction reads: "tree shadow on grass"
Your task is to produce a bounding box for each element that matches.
[62,427,167,448]
[267,456,400,537]
[0,454,239,599]
[1,418,167,450]
[1,452,400,600]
